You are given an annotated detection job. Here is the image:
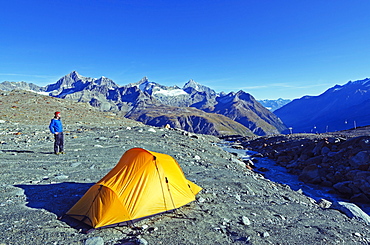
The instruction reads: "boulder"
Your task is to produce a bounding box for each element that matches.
[333,181,353,195]
[358,180,370,195]
[298,153,312,161]
[321,146,330,155]
[276,155,292,165]
[298,164,325,184]
[312,140,329,156]
[304,156,323,166]
[349,151,370,168]
[317,199,332,209]
[333,171,346,182]
[350,193,370,204]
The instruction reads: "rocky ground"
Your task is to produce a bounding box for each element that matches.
[1,90,370,244]
[227,128,370,208]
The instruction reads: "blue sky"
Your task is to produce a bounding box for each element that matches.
[1,0,370,100]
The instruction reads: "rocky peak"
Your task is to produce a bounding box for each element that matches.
[217,92,236,104]
[94,76,119,89]
[183,79,198,90]
[0,81,41,92]
[183,79,216,95]
[234,90,255,102]
[69,70,81,80]
[138,76,150,84]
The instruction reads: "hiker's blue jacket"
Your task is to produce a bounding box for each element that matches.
[49,119,63,134]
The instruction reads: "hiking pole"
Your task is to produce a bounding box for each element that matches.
[165,177,197,220]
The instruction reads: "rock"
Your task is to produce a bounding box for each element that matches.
[332,201,370,225]
[70,162,82,168]
[231,144,243,149]
[241,216,251,226]
[54,174,69,180]
[243,159,254,167]
[327,151,337,157]
[231,158,246,168]
[258,167,269,172]
[252,153,264,158]
[274,214,286,220]
[276,155,291,164]
[304,156,323,166]
[333,171,345,182]
[298,164,323,184]
[321,146,330,155]
[350,193,370,203]
[350,151,370,168]
[194,155,201,160]
[333,181,354,195]
[321,180,333,187]
[286,161,299,169]
[317,199,332,209]
[136,238,148,245]
[85,237,104,245]
[198,197,206,203]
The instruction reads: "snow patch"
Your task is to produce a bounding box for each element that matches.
[332,87,343,92]
[36,91,51,96]
[139,82,154,91]
[154,89,188,96]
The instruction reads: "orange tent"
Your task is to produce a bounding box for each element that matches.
[66,148,202,230]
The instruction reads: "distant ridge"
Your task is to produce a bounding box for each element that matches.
[275,78,370,133]
[258,98,291,111]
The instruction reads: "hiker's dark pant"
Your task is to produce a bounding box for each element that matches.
[54,132,64,153]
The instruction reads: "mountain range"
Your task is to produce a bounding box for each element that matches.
[275,78,370,133]
[4,72,370,135]
[0,71,286,136]
[258,98,291,111]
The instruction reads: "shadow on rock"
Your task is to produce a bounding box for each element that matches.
[15,182,94,230]
[2,150,35,153]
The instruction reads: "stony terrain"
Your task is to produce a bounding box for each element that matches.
[1,90,370,244]
[230,129,370,207]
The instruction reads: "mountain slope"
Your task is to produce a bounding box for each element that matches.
[206,91,286,135]
[128,78,286,135]
[126,103,254,136]
[275,78,370,133]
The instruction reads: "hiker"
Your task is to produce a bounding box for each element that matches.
[49,111,65,154]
